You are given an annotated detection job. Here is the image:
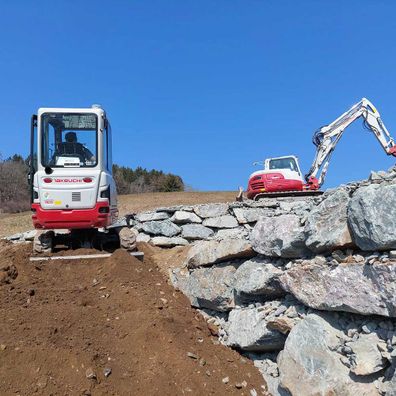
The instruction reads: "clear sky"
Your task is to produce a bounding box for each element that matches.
[1,0,396,190]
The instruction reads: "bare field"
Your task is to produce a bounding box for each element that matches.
[0,191,237,238]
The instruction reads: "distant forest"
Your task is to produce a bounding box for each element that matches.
[0,154,184,213]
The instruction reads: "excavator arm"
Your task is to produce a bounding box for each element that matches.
[305,98,396,189]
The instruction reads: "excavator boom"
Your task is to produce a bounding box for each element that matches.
[305,98,396,189]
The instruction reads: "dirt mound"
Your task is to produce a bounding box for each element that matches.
[0,243,266,395]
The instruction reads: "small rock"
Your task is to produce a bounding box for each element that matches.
[27,288,35,296]
[332,250,347,263]
[187,352,198,359]
[103,367,112,377]
[170,211,202,224]
[222,376,229,384]
[85,367,96,380]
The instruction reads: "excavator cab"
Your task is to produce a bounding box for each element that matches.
[247,155,305,199]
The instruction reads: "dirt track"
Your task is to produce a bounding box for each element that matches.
[0,241,266,395]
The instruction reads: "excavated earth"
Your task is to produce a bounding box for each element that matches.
[0,240,266,395]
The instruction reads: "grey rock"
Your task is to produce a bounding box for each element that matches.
[185,239,255,268]
[245,199,280,209]
[135,211,169,222]
[202,215,238,229]
[155,205,182,213]
[379,363,396,395]
[6,233,23,241]
[251,214,310,258]
[305,188,353,253]
[347,333,387,376]
[277,313,379,396]
[249,356,289,396]
[194,203,229,218]
[390,251,396,260]
[22,230,37,241]
[280,262,396,317]
[348,184,396,250]
[369,171,385,182]
[151,236,189,247]
[181,224,214,240]
[136,233,151,243]
[171,263,238,311]
[170,211,202,224]
[233,257,284,298]
[214,227,249,240]
[232,208,269,224]
[226,307,286,351]
[141,220,181,237]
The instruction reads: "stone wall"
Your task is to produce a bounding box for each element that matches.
[168,166,396,396]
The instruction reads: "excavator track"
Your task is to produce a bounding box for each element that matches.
[254,190,324,200]
[31,226,143,261]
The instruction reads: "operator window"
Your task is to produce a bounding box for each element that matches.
[41,113,98,168]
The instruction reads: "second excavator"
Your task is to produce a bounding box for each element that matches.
[246,98,396,200]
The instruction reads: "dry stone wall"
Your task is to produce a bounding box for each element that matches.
[168,166,396,396]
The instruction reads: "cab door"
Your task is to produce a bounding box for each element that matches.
[29,115,38,203]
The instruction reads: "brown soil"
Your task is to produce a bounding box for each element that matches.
[0,241,267,395]
[0,191,237,239]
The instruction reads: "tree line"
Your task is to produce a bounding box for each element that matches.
[0,154,184,213]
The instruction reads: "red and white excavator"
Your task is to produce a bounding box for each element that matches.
[246,98,396,200]
[28,105,139,258]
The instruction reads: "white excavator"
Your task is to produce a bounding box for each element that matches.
[246,98,396,199]
[28,105,139,259]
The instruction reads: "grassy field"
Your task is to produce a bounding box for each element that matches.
[0,191,237,238]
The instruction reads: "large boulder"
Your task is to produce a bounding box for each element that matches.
[280,261,396,317]
[141,220,181,237]
[233,257,284,298]
[225,307,286,351]
[305,188,353,253]
[194,203,229,218]
[277,313,379,396]
[181,224,214,240]
[348,184,396,251]
[251,214,310,258]
[202,215,239,229]
[185,239,255,268]
[171,263,238,311]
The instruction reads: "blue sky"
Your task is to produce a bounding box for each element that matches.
[1,0,396,190]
